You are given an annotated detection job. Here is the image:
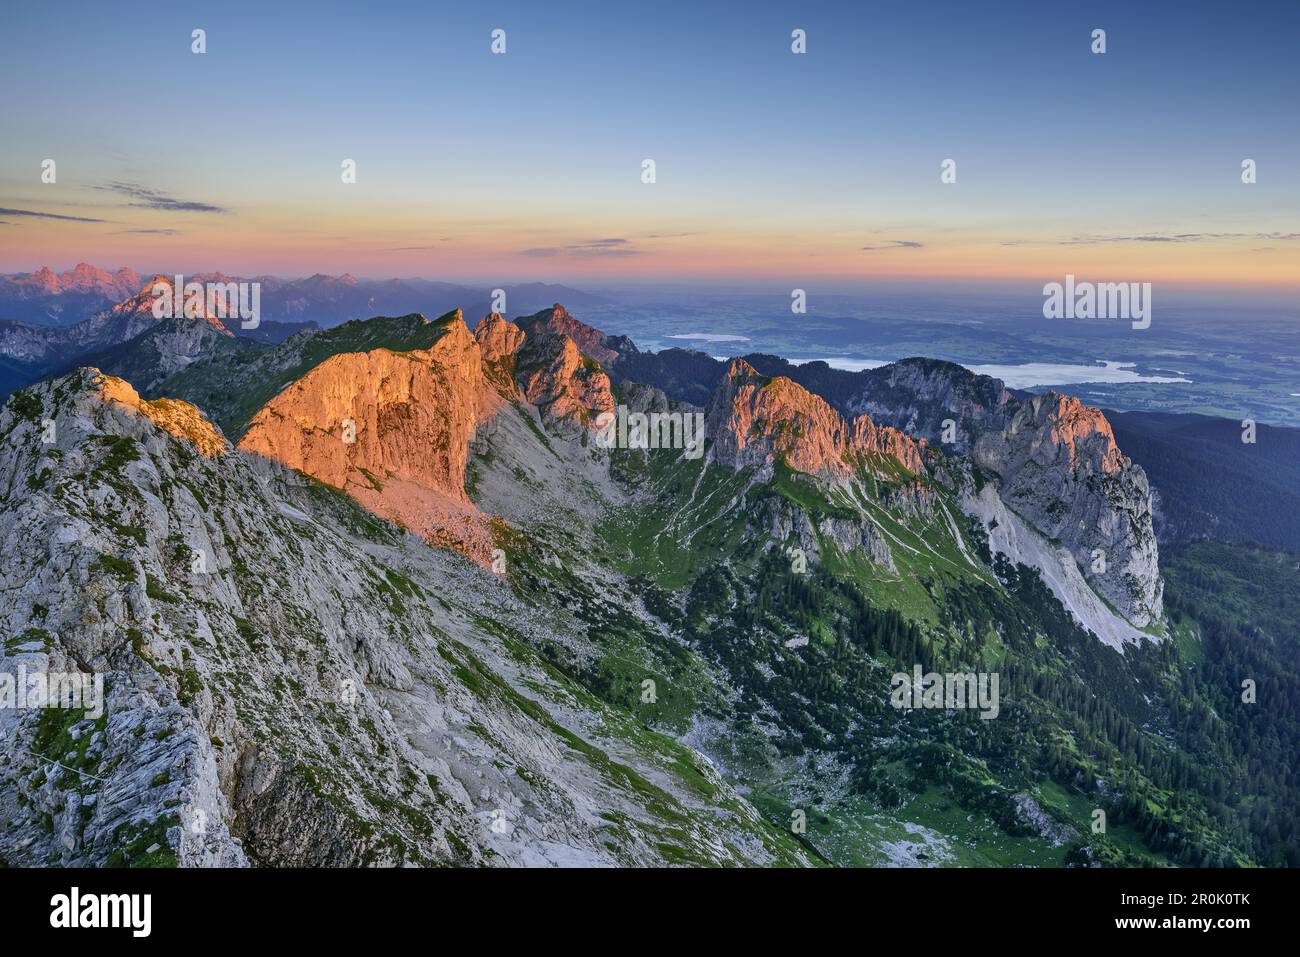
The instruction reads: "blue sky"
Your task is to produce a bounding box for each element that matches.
[1,0,1296,285]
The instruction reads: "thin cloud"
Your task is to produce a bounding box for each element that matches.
[0,206,106,223]
[519,238,640,258]
[1003,232,1300,246]
[118,228,178,235]
[95,181,227,213]
[861,240,924,251]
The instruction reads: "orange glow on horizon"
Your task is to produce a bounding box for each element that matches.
[2,204,1296,289]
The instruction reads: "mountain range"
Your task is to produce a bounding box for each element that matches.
[1,294,1296,868]
[0,265,606,329]
[0,269,610,401]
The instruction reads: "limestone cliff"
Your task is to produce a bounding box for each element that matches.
[972,392,1162,626]
[514,323,615,434]
[846,361,1162,628]
[516,303,623,367]
[474,311,525,389]
[237,315,501,568]
[707,359,926,478]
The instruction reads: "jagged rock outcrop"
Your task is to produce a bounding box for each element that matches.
[707,359,926,478]
[92,373,228,457]
[458,306,629,436]
[474,312,525,398]
[848,357,1014,455]
[845,360,1162,629]
[759,494,895,570]
[517,304,623,367]
[474,312,525,367]
[514,324,615,434]
[703,359,927,570]
[972,392,1163,626]
[237,314,501,568]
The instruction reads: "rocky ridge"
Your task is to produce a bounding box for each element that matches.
[0,369,812,867]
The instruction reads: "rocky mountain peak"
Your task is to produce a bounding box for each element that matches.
[848,357,1014,454]
[29,266,60,291]
[518,304,621,367]
[12,263,141,300]
[723,356,764,384]
[515,324,614,434]
[1004,391,1125,474]
[474,312,525,365]
[708,360,925,479]
[62,262,113,291]
[100,276,231,337]
[474,313,527,400]
[971,390,1161,626]
[2,367,228,462]
[837,357,1162,630]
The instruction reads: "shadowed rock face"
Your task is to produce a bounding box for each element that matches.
[848,357,1014,455]
[516,304,622,367]
[706,358,926,478]
[84,316,249,394]
[973,391,1162,626]
[841,360,1162,628]
[237,316,502,568]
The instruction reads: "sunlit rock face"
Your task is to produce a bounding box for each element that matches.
[513,323,615,435]
[238,314,502,568]
[707,358,925,478]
